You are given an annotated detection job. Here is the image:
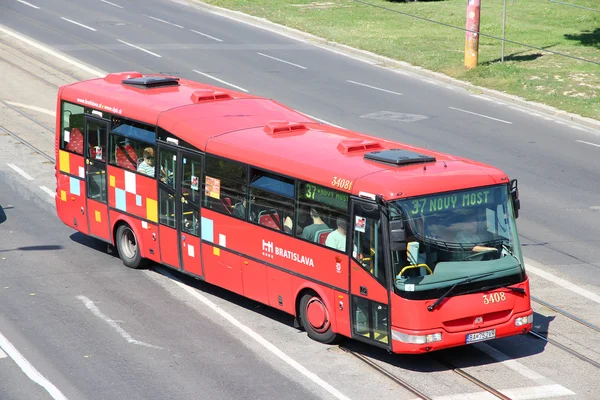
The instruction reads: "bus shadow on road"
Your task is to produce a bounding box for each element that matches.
[0,204,12,225]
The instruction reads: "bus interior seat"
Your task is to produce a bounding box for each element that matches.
[258,209,281,230]
[315,229,333,244]
[116,142,137,171]
[65,127,84,155]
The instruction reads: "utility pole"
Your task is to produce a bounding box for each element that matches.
[464,0,481,69]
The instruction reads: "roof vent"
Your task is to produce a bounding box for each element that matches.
[337,139,384,154]
[190,90,233,103]
[104,71,143,84]
[122,76,180,88]
[264,121,308,135]
[364,148,436,166]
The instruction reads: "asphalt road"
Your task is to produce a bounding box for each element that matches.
[0,0,599,399]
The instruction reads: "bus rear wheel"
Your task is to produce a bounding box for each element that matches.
[115,224,144,269]
[299,293,340,344]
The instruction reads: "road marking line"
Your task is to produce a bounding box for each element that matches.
[576,139,600,148]
[16,0,40,9]
[449,106,513,124]
[40,186,56,198]
[60,17,97,32]
[347,80,402,96]
[101,0,123,8]
[477,343,551,385]
[143,15,184,29]
[434,384,575,400]
[299,111,343,129]
[5,101,55,116]
[7,164,34,180]
[77,295,162,349]
[192,70,248,92]
[257,53,307,69]
[0,331,68,400]
[525,260,600,304]
[154,267,351,400]
[0,26,104,77]
[117,39,161,58]
[190,29,223,42]
[0,348,6,358]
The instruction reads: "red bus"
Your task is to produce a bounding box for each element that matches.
[55,72,532,353]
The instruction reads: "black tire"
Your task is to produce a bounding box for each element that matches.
[115,224,145,269]
[299,293,341,344]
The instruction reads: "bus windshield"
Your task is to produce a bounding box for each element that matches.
[390,185,524,298]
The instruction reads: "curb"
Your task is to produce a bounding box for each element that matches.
[187,0,600,132]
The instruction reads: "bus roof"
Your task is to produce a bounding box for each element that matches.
[61,72,509,200]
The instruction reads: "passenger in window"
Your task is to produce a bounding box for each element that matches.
[233,198,246,219]
[137,147,155,177]
[325,217,348,251]
[301,208,329,241]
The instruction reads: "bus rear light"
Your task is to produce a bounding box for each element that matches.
[515,314,533,326]
[392,330,442,344]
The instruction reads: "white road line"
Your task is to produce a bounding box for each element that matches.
[192,70,248,92]
[154,267,351,400]
[143,15,184,29]
[77,295,162,349]
[576,139,600,148]
[5,101,56,117]
[525,260,600,304]
[0,26,104,77]
[60,17,97,32]
[190,29,223,42]
[0,348,7,358]
[100,0,123,8]
[16,0,40,9]
[0,332,68,400]
[347,80,402,96]
[257,53,307,70]
[117,39,161,58]
[299,111,343,129]
[7,164,34,181]
[434,384,575,400]
[40,186,56,198]
[449,106,513,124]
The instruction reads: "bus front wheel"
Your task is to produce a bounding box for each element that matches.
[115,224,144,269]
[299,293,340,344]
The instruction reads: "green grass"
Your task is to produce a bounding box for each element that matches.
[198,0,599,120]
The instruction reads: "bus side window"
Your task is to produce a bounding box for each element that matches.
[61,101,85,155]
[249,169,294,234]
[108,119,156,175]
[204,155,247,219]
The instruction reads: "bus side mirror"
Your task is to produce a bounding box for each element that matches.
[389,219,407,251]
[510,179,520,219]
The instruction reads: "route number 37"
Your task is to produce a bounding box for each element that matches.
[483,292,506,304]
[332,176,352,190]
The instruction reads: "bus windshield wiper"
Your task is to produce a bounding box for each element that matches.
[427,272,495,312]
[462,282,526,295]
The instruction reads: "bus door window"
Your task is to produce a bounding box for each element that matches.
[248,169,294,233]
[204,156,248,219]
[158,148,178,227]
[353,214,386,284]
[85,118,109,203]
[181,154,203,236]
[60,101,85,155]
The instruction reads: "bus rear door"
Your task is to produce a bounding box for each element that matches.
[349,198,391,350]
[157,143,204,277]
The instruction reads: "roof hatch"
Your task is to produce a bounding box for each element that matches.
[190,90,233,103]
[122,76,180,88]
[364,148,436,166]
[337,138,384,154]
[264,121,308,135]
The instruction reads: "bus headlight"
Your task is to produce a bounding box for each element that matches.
[515,314,533,326]
[392,330,442,344]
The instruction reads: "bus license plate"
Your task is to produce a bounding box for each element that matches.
[466,329,496,344]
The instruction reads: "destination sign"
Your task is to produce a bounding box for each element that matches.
[305,183,348,210]
[408,188,494,215]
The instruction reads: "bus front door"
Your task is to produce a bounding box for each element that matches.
[349,198,391,350]
[84,116,110,241]
[156,144,204,277]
